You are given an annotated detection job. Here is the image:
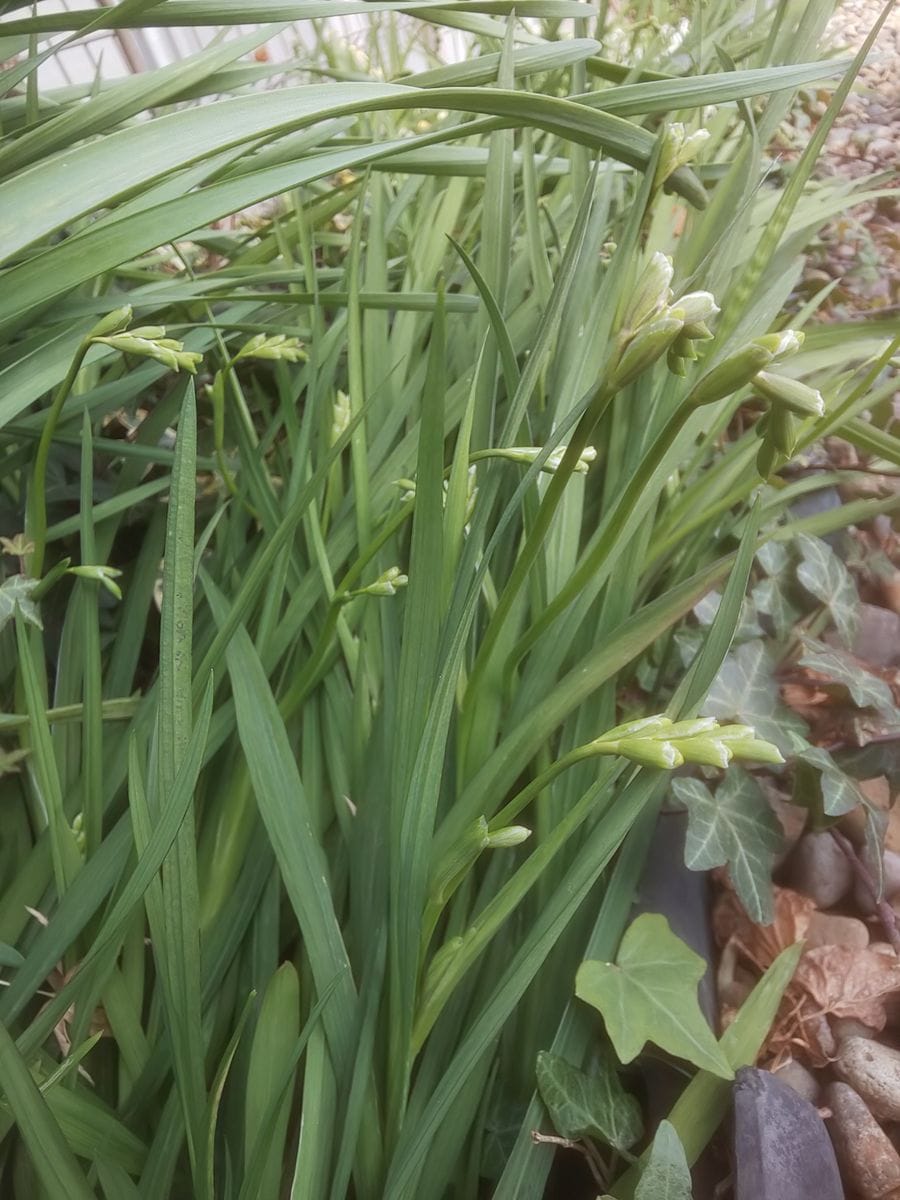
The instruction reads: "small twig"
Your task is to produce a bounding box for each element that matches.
[530,1131,608,1189]
[831,828,900,955]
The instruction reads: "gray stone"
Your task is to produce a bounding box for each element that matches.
[832,1017,879,1043]
[733,1067,844,1200]
[789,832,854,908]
[806,911,869,951]
[853,603,900,668]
[828,1081,900,1200]
[771,1060,822,1106]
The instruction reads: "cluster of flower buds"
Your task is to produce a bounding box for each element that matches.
[481,445,598,475]
[91,309,203,375]
[613,253,719,388]
[395,465,478,526]
[588,714,784,770]
[234,333,307,364]
[685,330,824,477]
[341,565,408,601]
[654,123,711,189]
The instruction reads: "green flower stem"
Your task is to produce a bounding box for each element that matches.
[419,739,606,954]
[460,382,615,751]
[0,695,139,731]
[279,499,415,720]
[26,340,93,579]
[508,403,692,673]
[489,741,602,831]
[414,756,627,1053]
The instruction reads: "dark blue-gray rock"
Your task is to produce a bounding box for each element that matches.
[635,811,720,1198]
[788,831,853,909]
[632,810,716,1025]
[734,1067,844,1200]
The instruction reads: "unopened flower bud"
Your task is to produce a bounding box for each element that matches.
[766,406,799,456]
[486,825,531,849]
[547,445,597,475]
[756,438,783,479]
[754,330,804,361]
[672,333,700,360]
[86,305,133,340]
[682,320,714,341]
[616,738,683,769]
[686,343,775,407]
[752,370,824,418]
[714,725,757,741]
[128,325,166,340]
[655,124,711,187]
[613,316,684,387]
[645,717,718,740]
[594,715,672,743]
[621,252,674,333]
[671,291,719,324]
[718,736,784,764]
[672,737,732,769]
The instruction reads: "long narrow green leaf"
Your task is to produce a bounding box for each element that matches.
[0,1018,95,1200]
[154,381,207,1192]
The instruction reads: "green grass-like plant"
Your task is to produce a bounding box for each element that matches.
[0,0,898,1196]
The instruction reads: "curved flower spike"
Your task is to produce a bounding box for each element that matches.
[235,333,307,363]
[342,566,408,600]
[93,328,203,374]
[589,714,783,770]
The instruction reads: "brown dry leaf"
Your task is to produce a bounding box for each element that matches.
[795,944,900,1028]
[713,880,815,972]
[714,881,900,1066]
[765,944,900,1067]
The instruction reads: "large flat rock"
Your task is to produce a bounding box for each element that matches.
[734,1067,844,1200]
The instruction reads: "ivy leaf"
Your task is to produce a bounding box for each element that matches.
[756,541,790,576]
[693,591,762,641]
[795,533,859,647]
[673,770,782,924]
[705,639,806,753]
[535,1050,643,1152]
[790,737,887,886]
[793,741,867,816]
[752,576,801,641]
[799,638,900,720]
[634,1120,693,1200]
[575,914,732,1080]
[0,574,42,634]
[837,740,900,792]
